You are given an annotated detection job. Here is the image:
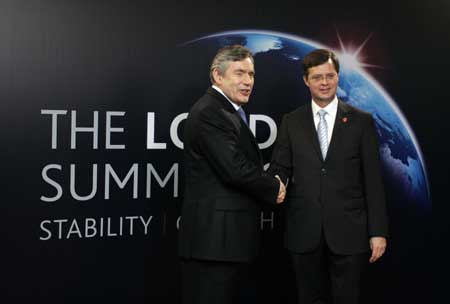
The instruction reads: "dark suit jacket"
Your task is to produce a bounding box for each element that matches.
[269,100,389,255]
[178,87,279,262]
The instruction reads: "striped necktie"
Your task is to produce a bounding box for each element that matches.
[317,109,328,159]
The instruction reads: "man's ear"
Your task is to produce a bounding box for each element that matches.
[212,68,222,85]
[303,75,310,88]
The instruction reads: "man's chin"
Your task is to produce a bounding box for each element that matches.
[236,98,250,105]
[317,95,334,103]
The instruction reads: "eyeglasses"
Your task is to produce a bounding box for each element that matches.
[309,73,337,82]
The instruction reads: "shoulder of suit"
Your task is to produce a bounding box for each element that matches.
[283,104,308,120]
[190,90,227,114]
[339,100,373,120]
[191,93,239,130]
[338,102,375,130]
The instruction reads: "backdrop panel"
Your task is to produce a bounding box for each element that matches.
[2,0,442,303]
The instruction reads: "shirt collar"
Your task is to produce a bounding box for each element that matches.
[212,85,241,111]
[311,96,338,117]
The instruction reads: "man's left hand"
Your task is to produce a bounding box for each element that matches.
[369,237,387,263]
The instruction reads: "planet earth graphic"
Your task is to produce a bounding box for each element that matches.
[181,30,430,208]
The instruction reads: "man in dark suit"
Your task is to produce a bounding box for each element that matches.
[178,45,286,304]
[269,49,389,304]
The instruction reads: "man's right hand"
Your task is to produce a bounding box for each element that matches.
[275,175,286,204]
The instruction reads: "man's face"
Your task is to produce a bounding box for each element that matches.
[213,57,254,106]
[303,61,339,105]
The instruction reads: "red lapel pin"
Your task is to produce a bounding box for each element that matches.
[342,117,348,123]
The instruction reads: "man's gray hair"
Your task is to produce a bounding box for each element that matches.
[209,45,254,84]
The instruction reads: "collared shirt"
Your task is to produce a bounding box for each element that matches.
[212,85,241,111]
[311,96,338,145]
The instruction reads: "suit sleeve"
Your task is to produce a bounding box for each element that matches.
[361,115,389,237]
[267,114,293,185]
[196,107,279,205]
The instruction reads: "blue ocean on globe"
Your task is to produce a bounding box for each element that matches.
[184,30,430,209]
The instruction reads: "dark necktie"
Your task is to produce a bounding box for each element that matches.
[237,107,248,126]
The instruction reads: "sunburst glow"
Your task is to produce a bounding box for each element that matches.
[334,29,382,71]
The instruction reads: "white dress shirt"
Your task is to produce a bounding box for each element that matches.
[311,97,338,145]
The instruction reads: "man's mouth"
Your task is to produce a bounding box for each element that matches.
[239,89,251,96]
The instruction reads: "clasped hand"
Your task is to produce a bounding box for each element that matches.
[275,175,286,204]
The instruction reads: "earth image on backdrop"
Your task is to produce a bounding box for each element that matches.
[182,30,430,209]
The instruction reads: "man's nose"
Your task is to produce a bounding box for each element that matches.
[243,74,253,85]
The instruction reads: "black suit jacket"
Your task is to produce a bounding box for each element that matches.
[178,87,279,262]
[269,100,389,255]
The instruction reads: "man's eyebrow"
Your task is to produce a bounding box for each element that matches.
[234,69,254,74]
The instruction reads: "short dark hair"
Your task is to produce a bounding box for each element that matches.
[210,45,254,84]
[302,49,339,77]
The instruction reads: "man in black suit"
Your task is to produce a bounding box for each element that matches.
[178,45,286,304]
[269,49,389,304]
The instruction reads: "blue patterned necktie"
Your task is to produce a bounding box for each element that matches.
[317,109,328,159]
[237,107,248,126]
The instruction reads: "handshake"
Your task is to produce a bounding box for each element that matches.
[275,175,287,204]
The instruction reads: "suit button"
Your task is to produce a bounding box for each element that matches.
[321,168,327,174]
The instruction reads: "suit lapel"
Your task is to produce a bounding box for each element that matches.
[238,113,265,165]
[241,117,260,148]
[325,100,351,163]
[207,87,263,165]
[303,103,323,162]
